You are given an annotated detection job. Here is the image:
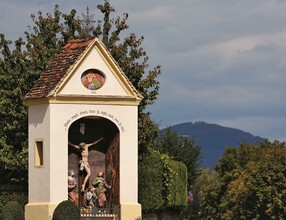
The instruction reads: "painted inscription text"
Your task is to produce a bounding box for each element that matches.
[64,110,125,132]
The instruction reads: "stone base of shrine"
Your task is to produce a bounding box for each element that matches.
[25,202,58,220]
[120,203,141,220]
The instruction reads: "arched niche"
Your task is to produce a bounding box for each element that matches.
[68,115,120,208]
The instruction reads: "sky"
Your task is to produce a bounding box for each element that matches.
[1,0,286,141]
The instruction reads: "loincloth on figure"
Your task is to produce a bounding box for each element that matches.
[79,160,90,171]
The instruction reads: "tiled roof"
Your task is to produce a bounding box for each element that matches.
[24,39,94,100]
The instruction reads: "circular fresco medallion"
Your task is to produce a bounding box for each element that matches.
[81,69,106,90]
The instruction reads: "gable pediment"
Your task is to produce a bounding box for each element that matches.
[25,38,142,106]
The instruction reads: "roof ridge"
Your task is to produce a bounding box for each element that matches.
[63,38,94,51]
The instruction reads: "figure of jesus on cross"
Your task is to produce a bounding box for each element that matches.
[69,137,104,192]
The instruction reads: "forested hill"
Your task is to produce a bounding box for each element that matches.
[167,121,265,168]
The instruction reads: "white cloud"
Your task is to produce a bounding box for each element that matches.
[1,0,285,141]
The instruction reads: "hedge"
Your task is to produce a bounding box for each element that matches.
[138,149,165,211]
[139,148,188,212]
[164,158,188,207]
[2,201,24,220]
[0,192,27,219]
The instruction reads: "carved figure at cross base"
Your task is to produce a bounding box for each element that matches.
[92,171,111,212]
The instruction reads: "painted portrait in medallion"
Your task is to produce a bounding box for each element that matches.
[81,69,106,90]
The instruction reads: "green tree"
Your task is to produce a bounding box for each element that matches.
[0,36,32,184]
[155,128,201,187]
[154,128,201,218]
[95,1,161,153]
[185,140,286,219]
[187,168,221,220]
[0,36,30,150]
[0,6,80,184]
[0,1,161,184]
[208,140,286,219]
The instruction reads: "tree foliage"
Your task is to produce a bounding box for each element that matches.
[216,140,286,219]
[187,168,221,220]
[0,1,161,184]
[190,140,286,219]
[153,128,201,217]
[0,36,31,184]
[155,128,201,187]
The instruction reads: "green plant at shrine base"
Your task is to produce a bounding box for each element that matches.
[52,200,80,220]
[0,192,27,216]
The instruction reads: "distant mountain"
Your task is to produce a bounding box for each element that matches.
[167,121,265,168]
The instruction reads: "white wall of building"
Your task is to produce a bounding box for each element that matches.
[28,104,51,203]
[28,103,138,204]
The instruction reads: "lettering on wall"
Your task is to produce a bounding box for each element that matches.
[64,109,125,132]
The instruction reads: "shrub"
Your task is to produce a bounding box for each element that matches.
[2,201,24,220]
[52,200,80,220]
[139,149,165,211]
[0,191,27,219]
[0,192,27,207]
[139,148,188,212]
[0,192,28,219]
[164,159,188,208]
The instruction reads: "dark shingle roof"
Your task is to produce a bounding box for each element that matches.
[24,39,94,100]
